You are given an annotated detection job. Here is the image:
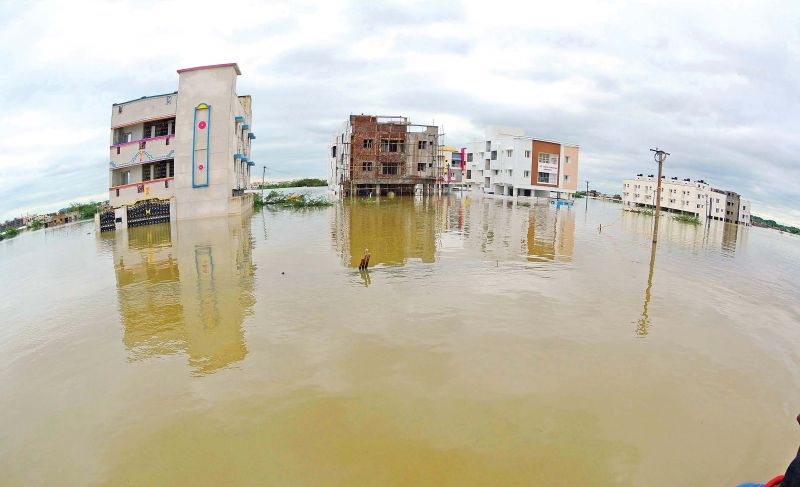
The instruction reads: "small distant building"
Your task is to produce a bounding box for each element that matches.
[0,217,24,233]
[103,63,255,231]
[622,175,751,225]
[463,127,579,198]
[44,211,80,228]
[328,115,440,197]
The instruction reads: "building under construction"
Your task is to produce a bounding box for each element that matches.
[328,115,440,197]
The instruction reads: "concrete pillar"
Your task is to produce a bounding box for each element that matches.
[375,184,380,196]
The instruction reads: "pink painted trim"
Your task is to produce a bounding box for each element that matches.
[110,134,174,149]
[177,63,241,75]
[109,177,174,190]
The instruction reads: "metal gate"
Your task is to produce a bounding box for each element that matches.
[99,209,116,232]
[126,199,170,228]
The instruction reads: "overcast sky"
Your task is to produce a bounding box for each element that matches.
[1,0,798,224]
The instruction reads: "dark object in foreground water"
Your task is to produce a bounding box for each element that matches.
[358,248,370,271]
[737,414,800,487]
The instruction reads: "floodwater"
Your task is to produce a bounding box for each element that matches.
[1,195,799,486]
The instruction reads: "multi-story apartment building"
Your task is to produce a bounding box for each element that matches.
[622,175,751,225]
[437,146,465,185]
[328,115,440,197]
[463,127,579,198]
[103,63,255,231]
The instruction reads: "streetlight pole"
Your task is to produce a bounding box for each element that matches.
[649,148,670,244]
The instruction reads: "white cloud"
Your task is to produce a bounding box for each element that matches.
[1,0,798,225]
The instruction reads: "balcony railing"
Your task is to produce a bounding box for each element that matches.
[109,177,174,207]
[110,135,175,170]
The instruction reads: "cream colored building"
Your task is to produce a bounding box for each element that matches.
[622,175,751,225]
[463,127,579,199]
[104,63,255,231]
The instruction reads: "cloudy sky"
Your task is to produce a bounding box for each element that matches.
[1,0,798,224]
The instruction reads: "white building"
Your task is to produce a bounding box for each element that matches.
[103,63,255,231]
[622,175,751,225]
[463,127,579,198]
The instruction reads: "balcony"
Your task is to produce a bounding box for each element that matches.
[110,135,175,170]
[111,92,177,130]
[109,177,174,207]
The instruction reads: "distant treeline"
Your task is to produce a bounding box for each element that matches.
[257,178,327,189]
[751,215,800,235]
[63,201,103,220]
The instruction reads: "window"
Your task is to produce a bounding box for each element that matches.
[524,150,531,158]
[331,146,337,158]
[381,162,399,175]
[467,153,473,162]
[524,170,530,178]
[362,161,373,172]
[486,141,491,151]
[506,149,513,157]
[143,165,151,181]
[506,169,513,176]
[716,198,720,203]
[563,175,570,182]
[153,161,168,179]
[143,119,172,139]
[491,150,497,160]
[363,139,373,149]
[466,170,471,179]
[121,171,130,185]
[537,172,552,184]
[417,163,426,171]
[565,156,571,164]
[418,140,427,150]
[381,139,403,153]
[538,152,558,167]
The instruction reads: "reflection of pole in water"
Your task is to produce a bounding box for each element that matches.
[637,240,658,337]
[359,269,371,287]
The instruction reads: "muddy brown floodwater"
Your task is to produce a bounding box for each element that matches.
[1,195,799,486]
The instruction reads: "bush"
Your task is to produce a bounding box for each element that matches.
[674,213,701,225]
[253,190,332,209]
[2,227,20,239]
[64,201,101,220]
[27,219,44,230]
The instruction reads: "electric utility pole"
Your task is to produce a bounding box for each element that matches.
[649,148,670,244]
[585,180,589,195]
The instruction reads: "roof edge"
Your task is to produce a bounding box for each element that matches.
[177,63,241,75]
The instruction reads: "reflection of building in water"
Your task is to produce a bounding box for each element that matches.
[457,197,575,262]
[620,211,742,253]
[526,205,574,262]
[332,198,437,268]
[112,216,255,374]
